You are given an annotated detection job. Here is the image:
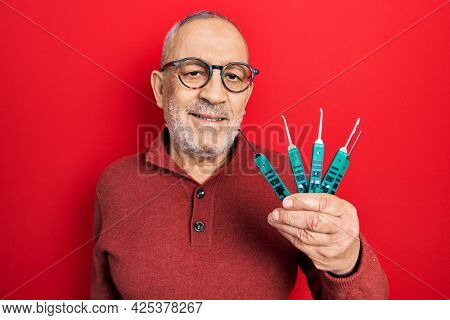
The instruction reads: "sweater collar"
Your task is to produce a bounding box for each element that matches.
[145,125,252,182]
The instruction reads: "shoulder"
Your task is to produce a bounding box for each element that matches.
[95,151,146,197]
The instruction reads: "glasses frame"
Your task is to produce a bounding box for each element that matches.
[161,57,260,93]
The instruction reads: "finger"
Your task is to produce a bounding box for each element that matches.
[277,229,315,256]
[268,222,332,246]
[269,209,340,234]
[282,193,347,217]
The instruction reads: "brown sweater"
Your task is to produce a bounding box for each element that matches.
[90,126,389,299]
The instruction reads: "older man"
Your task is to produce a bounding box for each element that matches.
[91,10,389,299]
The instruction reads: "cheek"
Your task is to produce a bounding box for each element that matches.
[173,83,196,104]
[164,78,198,112]
[228,94,248,117]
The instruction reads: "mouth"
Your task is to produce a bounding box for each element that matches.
[188,112,228,123]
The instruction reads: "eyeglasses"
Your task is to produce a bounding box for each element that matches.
[161,57,259,93]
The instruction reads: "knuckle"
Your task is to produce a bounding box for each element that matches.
[297,228,310,243]
[318,194,330,212]
[328,230,341,242]
[292,234,303,248]
[307,213,321,231]
[284,211,292,225]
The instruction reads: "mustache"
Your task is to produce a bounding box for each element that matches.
[186,101,230,119]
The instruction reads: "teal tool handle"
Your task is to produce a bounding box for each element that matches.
[320,149,350,194]
[309,143,324,193]
[288,147,308,193]
[254,153,291,200]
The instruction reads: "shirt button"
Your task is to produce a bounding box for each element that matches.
[193,221,205,232]
[196,188,205,199]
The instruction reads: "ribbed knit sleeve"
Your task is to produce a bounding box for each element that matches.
[298,234,389,299]
[90,192,121,300]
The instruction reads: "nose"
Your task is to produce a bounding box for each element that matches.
[198,69,227,105]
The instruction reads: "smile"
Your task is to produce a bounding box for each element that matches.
[189,112,227,122]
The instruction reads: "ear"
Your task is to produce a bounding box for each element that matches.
[150,70,164,109]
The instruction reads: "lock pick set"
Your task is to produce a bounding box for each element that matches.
[238,109,362,200]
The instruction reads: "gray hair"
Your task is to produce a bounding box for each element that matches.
[160,10,245,69]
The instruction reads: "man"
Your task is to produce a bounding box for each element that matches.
[91,10,389,299]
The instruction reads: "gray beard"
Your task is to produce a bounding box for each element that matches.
[164,97,243,161]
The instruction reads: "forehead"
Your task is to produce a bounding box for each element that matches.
[168,18,248,65]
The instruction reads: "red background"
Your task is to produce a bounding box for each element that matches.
[1,0,449,299]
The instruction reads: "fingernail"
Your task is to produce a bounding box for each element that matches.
[272,210,279,221]
[283,198,293,208]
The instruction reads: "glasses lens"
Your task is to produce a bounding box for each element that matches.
[222,63,252,92]
[178,59,210,89]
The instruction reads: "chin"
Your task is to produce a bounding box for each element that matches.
[195,140,227,154]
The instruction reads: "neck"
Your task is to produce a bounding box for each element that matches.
[169,139,231,184]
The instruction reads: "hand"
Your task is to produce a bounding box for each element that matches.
[267,193,361,275]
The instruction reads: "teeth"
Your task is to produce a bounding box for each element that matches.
[191,113,225,122]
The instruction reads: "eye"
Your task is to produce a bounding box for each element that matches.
[225,73,242,82]
[181,70,209,80]
[184,71,200,77]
